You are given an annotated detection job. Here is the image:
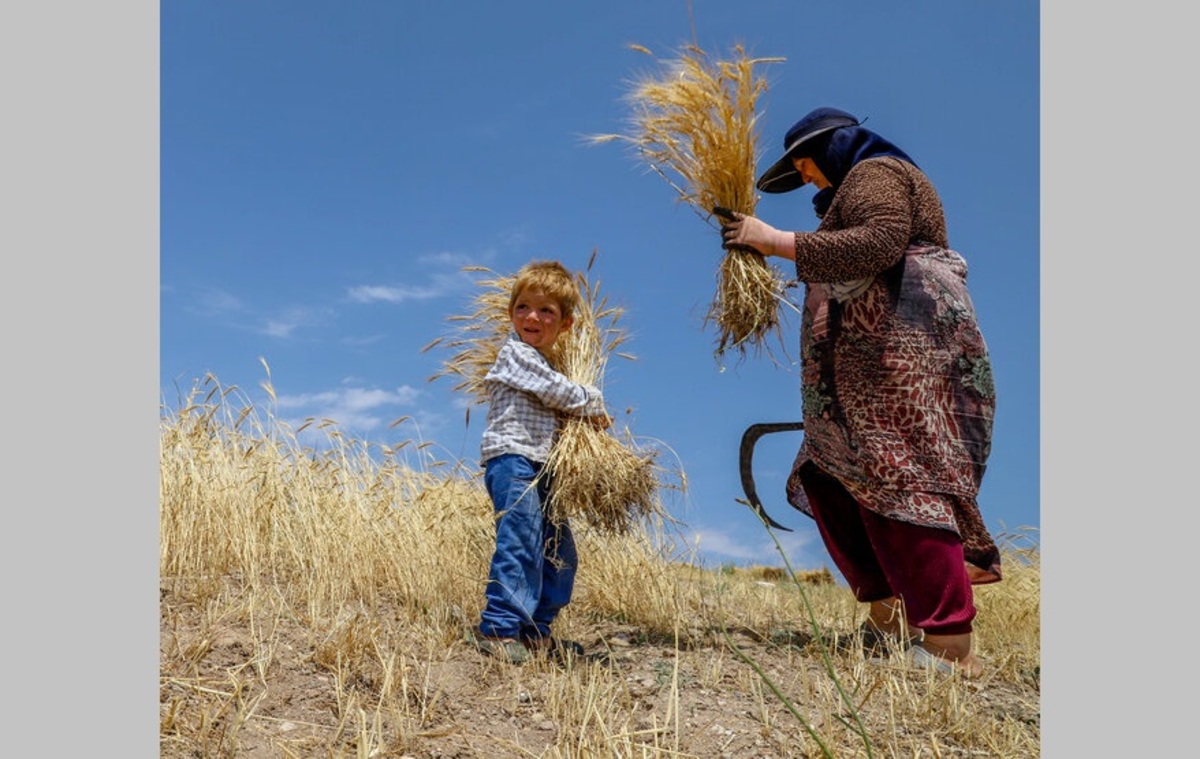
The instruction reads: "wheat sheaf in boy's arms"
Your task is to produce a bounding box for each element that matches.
[423,255,668,534]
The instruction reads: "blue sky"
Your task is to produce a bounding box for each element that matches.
[160,0,1039,572]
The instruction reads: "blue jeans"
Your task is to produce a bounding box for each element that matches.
[478,453,577,640]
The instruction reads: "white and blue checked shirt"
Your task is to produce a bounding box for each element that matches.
[480,333,606,465]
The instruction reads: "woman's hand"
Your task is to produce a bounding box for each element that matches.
[720,212,796,260]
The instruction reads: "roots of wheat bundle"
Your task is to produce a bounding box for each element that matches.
[544,421,660,533]
[707,247,791,358]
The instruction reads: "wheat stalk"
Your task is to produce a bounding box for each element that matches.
[591,42,793,361]
[159,372,1041,757]
[421,265,514,406]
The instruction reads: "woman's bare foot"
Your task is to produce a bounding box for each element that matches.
[919,633,984,679]
[953,653,984,679]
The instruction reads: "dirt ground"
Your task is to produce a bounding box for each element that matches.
[160,588,1040,758]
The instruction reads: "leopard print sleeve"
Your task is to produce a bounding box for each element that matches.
[792,158,916,284]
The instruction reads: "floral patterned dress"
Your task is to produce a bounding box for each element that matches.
[782,157,1002,582]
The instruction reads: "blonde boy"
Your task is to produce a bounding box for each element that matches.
[473,260,611,664]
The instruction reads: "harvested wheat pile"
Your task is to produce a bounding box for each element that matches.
[592,42,794,361]
[424,255,666,534]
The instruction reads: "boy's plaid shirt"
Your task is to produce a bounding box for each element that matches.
[480,332,606,465]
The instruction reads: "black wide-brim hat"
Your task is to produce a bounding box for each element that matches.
[755,107,860,194]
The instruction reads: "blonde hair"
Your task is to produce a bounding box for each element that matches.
[508,260,580,319]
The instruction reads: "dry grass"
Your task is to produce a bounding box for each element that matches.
[160,374,1041,758]
[591,42,795,362]
[424,255,667,534]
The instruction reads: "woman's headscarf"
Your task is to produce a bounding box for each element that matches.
[804,125,916,216]
[756,107,917,217]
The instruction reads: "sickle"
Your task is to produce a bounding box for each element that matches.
[737,421,805,532]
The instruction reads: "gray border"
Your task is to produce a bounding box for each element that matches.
[4,1,158,752]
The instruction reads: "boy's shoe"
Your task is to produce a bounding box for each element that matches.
[522,636,585,664]
[468,631,531,664]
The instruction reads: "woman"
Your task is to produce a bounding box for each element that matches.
[722,106,1002,678]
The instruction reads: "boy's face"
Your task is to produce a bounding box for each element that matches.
[510,286,571,354]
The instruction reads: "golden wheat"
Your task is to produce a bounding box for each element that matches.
[159,375,1040,758]
[591,42,794,361]
[421,265,513,406]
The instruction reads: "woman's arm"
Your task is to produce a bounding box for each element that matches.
[793,160,913,283]
[721,159,914,282]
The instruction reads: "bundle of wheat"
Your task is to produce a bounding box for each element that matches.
[543,264,664,533]
[591,43,793,361]
[423,265,515,406]
[424,256,665,534]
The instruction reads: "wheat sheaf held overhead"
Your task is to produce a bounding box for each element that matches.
[590,43,795,362]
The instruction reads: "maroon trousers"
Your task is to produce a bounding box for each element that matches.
[799,464,975,636]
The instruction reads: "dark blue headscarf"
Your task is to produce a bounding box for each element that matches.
[804,124,917,217]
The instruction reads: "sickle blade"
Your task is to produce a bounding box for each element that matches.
[737,422,805,532]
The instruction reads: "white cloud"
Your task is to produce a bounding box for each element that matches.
[347,252,487,304]
[180,286,333,340]
[685,525,823,570]
[341,334,387,348]
[348,284,443,304]
[689,528,762,561]
[450,395,480,411]
[258,307,330,338]
[768,530,821,564]
[418,251,475,268]
[496,229,531,250]
[188,287,244,317]
[275,384,422,432]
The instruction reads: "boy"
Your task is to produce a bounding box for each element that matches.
[473,260,611,664]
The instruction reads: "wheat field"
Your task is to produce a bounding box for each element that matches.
[160,374,1040,758]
